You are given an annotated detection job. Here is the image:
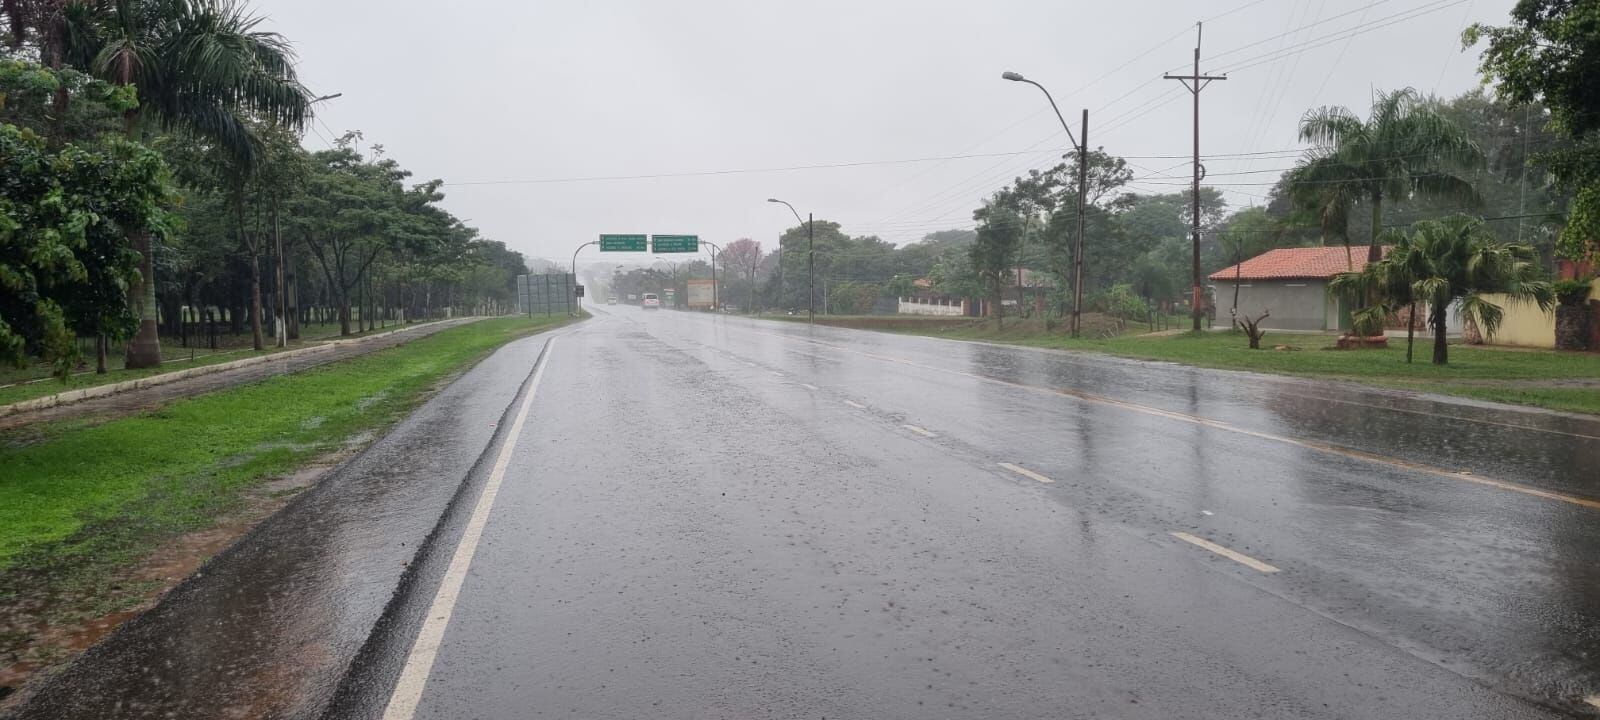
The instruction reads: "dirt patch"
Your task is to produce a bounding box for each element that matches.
[0,459,340,711]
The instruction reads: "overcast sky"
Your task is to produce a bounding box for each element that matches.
[260,0,1514,271]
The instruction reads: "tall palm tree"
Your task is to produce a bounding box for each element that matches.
[1333,215,1553,365]
[1291,88,1484,266]
[73,0,309,367]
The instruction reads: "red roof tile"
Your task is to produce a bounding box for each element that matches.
[1208,246,1387,282]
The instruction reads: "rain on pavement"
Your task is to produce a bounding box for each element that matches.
[10,306,1598,719]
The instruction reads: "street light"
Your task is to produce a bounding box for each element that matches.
[1003,70,1089,338]
[767,198,814,324]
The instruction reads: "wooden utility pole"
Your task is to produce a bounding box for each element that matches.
[1164,22,1227,331]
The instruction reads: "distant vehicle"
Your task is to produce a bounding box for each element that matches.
[607,296,618,305]
[641,293,661,310]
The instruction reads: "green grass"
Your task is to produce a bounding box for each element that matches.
[0,319,457,407]
[0,314,574,577]
[0,345,282,407]
[782,315,1600,415]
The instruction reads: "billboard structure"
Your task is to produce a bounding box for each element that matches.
[516,273,576,316]
[686,279,715,310]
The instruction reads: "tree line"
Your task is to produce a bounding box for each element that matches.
[1,0,527,378]
[699,81,1578,341]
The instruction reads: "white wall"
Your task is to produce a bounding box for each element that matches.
[899,297,964,316]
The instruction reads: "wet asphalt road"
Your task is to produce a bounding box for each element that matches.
[11,307,1600,719]
[341,307,1599,719]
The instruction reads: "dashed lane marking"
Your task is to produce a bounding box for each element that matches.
[737,328,1600,513]
[800,383,819,390]
[998,462,1054,484]
[843,400,867,409]
[1171,532,1281,574]
[902,424,937,438]
[381,338,558,720]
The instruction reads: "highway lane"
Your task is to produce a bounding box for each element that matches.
[344,306,1599,719]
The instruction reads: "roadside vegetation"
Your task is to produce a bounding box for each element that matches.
[1,0,531,389]
[0,314,574,673]
[791,314,1600,415]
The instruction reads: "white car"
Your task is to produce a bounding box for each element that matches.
[641,293,661,310]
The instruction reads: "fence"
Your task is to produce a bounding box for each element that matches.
[898,297,966,316]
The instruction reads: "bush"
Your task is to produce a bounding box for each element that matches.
[1089,284,1149,322]
[1554,278,1595,307]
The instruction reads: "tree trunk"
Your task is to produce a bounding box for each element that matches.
[1368,192,1383,263]
[124,229,162,368]
[96,334,107,374]
[1405,301,1416,363]
[249,250,265,350]
[1431,301,1449,365]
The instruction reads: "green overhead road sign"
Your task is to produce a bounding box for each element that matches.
[599,234,648,252]
[652,234,699,253]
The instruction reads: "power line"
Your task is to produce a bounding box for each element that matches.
[1214,0,1471,75]
[441,147,1068,187]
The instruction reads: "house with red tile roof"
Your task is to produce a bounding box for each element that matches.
[1208,246,1383,331]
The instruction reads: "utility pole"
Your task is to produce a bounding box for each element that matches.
[807,212,815,324]
[1072,109,1087,338]
[1164,22,1227,332]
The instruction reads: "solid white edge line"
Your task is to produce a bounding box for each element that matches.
[380,337,557,720]
[1170,531,1281,574]
[902,424,937,438]
[998,462,1054,484]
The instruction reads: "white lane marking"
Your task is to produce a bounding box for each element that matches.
[1201,510,1215,516]
[998,462,1054,484]
[843,400,867,409]
[739,328,1600,513]
[1170,532,1281,574]
[770,371,784,377]
[902,424,937,438]
[381,338,558,720]
[800,383,819,390]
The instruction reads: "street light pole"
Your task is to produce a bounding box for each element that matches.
[571,240,596,316]
[767,198,814,324]
[699,240,723,311]
[1002,71,1088,337]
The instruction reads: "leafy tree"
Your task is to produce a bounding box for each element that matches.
[721,238,762,312]
[1330,215,1553,365]
[1468,1,1600,260]
[970,203,1024,328]
[0,118,171,375]
[1289,88,1484,265]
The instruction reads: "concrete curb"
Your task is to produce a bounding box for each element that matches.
[0,318,474,420]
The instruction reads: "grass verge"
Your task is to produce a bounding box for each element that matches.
[0,313,574,592]
[774,315,1600,415]
[0,320,453,407]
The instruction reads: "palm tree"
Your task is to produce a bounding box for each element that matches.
[1291,89,1484,266]
[1328,229,1428,361]
[71,0,310,367]
[1333,215,1553,365]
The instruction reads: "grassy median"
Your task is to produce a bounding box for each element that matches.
[776,315,1600,415]
[0,315,574,580]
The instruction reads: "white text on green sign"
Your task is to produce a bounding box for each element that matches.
[599,234,648,252]
[652,235,699,253]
